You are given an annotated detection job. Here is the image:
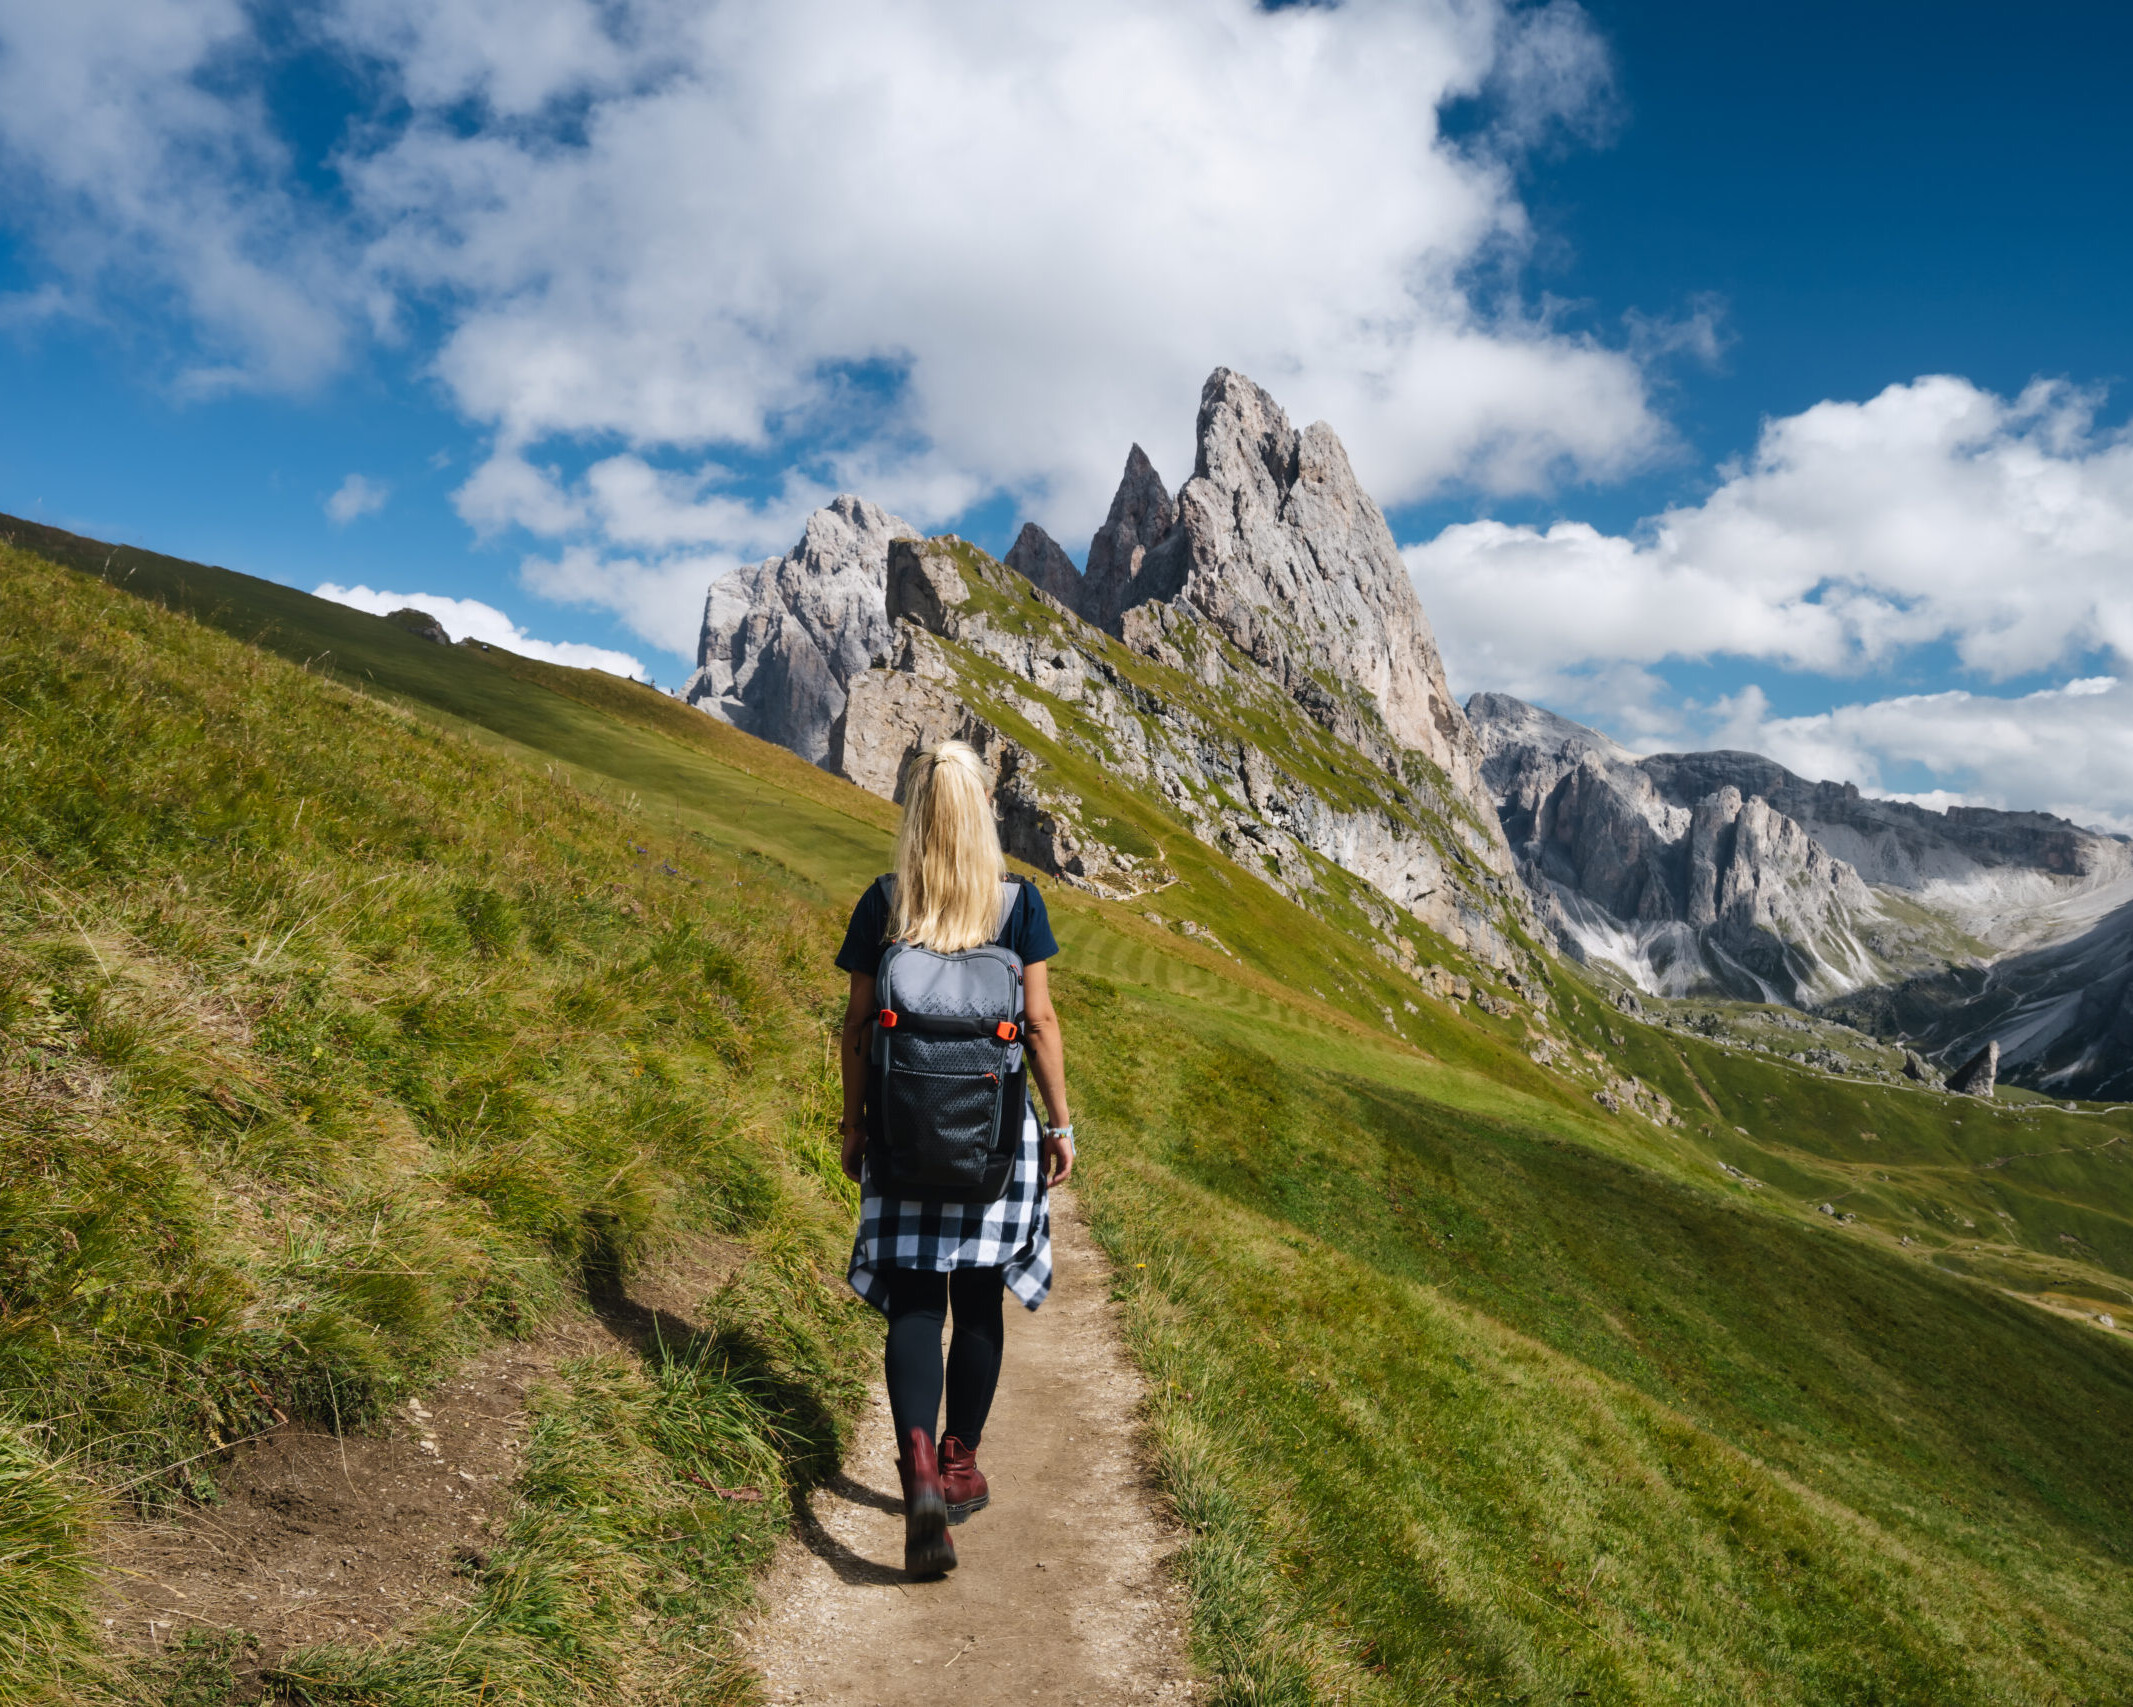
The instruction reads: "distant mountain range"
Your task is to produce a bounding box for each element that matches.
[1467,693,2133,1098]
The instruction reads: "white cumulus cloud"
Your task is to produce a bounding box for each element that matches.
[313,583,648,681]
[1705,678,2133,837]
[1409,374,2133,820]
[1,0,1669,657]
[325,473,390,524]
[1410,374,2133,699]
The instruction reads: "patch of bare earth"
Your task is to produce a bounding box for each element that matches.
[95,1232,742,1685]
[741,1190,1198,1704]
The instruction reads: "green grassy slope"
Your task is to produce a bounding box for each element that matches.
[1075,1001,2133,1702]
[0,541,877,1703]
[5,523,2132,1705]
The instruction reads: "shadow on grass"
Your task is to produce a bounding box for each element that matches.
[584,1236,851,1497]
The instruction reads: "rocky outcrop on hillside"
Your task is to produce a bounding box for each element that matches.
[1946,1040,1999,1098]
[683,495,919,763]
[827,533,1521,959]
[386,607,451,645]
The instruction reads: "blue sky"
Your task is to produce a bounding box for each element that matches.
[3,0,2131,824]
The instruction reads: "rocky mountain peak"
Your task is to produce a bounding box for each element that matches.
[689,371,1518,937]
[1126,368,1492,813]
[683,493,917,764]
[1079,443,1176,629]
[1003,522,1085,612]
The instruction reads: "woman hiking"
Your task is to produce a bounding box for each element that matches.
[836,738,1075,1579]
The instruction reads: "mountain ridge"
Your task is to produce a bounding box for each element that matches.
[692,368,1522,961]
[1467,689,2133,1095]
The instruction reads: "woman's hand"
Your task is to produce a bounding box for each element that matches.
[1040,1127,1075,1186]
[839,1114,867,1184]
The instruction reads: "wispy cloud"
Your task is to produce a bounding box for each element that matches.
[324,473,390,524]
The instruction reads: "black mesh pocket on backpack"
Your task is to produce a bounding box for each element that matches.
[882,1034,1009,1193]
[894,1035,1003,1076]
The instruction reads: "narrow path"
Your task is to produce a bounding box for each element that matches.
[93,1233,742,1680]
[743,1190,1198,1703]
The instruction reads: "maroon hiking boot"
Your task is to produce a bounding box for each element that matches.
[939,1436,990,1524]
[896,1427,956,1578]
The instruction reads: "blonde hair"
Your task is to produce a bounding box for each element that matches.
[891,740,1004,952]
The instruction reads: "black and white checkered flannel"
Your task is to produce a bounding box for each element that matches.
[847,1109,1053,1312]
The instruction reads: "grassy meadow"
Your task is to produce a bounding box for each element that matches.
[0,539,878,1703]
[2,521,2130,1704]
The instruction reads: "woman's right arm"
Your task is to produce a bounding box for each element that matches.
[1021,960,1074,1184]
[837,971,875,1182]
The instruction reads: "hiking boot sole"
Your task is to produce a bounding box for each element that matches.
[904,1489,956,1578]
[946,1492,989,1525]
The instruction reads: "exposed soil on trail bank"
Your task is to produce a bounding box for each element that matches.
[95,1232,742,1685]
[742,1190,1198,1704]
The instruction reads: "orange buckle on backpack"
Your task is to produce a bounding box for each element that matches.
[994,1020,1019,1042]
[878,1009,899,1029]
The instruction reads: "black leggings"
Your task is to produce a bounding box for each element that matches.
[883,1265,1006,1448]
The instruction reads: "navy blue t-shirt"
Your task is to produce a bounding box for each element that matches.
[834,875,1058,978]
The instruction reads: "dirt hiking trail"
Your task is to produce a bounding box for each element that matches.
[94,1234,744,1681]
[743,1189,1198,1704]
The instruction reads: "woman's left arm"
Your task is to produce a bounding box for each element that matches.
[837,971,875,1182]
[1022,960,1074,1185]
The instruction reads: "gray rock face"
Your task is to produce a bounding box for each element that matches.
[1471,692,1882,1003]
[1126,371,1492,817]
[829,537,1522,959]
[1946,1040,2000,1097]
[1080,444,1176,630]
[1003,523,1085,613]
[683,495,919,764]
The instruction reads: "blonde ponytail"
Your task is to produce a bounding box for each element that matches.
[891,740,1004,952]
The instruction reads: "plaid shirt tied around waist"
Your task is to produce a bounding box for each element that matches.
[847,1109,1052,1313]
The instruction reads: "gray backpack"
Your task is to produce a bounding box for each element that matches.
[866,876,1029,1202]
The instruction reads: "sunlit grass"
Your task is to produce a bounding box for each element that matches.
[0,541,876,1701]
[7,524,2133,1705]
